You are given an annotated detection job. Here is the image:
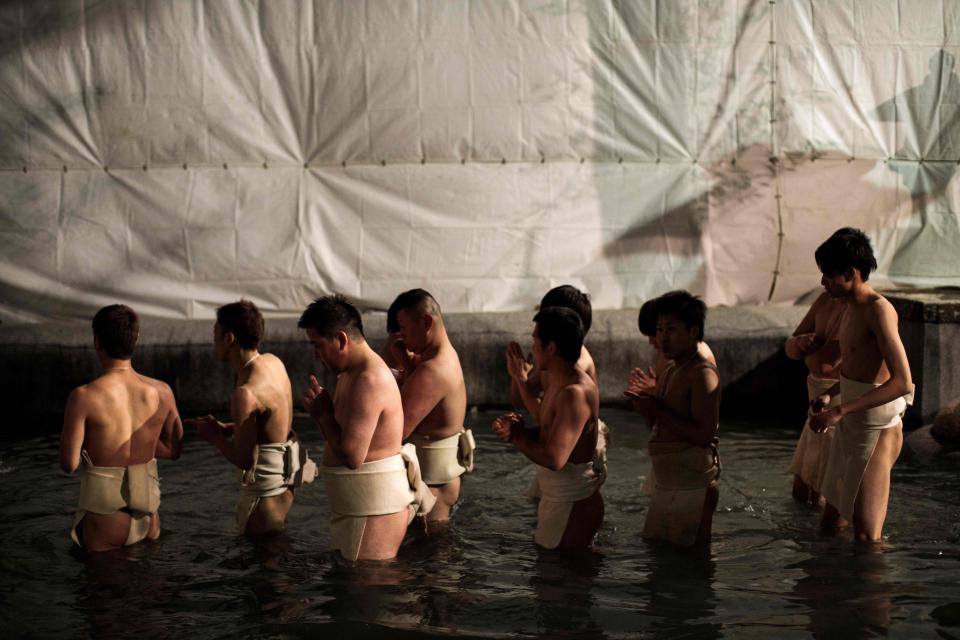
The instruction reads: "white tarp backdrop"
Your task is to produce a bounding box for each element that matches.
[1,0,959,322]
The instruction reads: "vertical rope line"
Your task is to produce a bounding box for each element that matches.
[767,0,785,301]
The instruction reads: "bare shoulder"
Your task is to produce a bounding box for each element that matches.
[67,383,94,406]
[231,384,259,409]
[139,374,174,400]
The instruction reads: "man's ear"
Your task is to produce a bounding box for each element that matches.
[93,335,101,352]
[844,268,856,281]
[423,313,434,331]
[223,330,236,348]
[336,331,349,351]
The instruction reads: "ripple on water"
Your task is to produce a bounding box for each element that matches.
[0,409,959,639]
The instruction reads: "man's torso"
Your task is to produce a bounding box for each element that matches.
[81,372,165,466]
[238,354,293,445]
[540,369,599,465]
[839,293,891,384]
[331,353,404,465]
[409,342,467,439]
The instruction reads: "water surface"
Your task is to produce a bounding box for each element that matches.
[1,409,959,638]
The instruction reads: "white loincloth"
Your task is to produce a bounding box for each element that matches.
[820,376,914,521]
[323,443,437,561]
[530,429,607,549]
[406,429,476,486]
[236,436,317,533]
[642,441,719,547]
[788,374,840,493]
[71,451,160,547]
[527,420,608,501]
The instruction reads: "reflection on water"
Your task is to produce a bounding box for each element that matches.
[1,410,959,638]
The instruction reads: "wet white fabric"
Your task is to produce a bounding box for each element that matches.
[235,437,317,533]
[1,2,957,323]
[406,429,476,486]
[787,374,840,493]
[71,452,160,547]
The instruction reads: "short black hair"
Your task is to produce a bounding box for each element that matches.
[638,298,658,337]
[815,227,877,281]
[540,285,591,334]
[533,306,584,363]
[92,304,139,359]
[386,298,401,333]
[656,290,706,342]
[390,288,441,319]
[298,295,365,339]
[216,300,264,349]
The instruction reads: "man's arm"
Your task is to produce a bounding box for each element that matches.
[320,373,383,469]
[59,387,87,473]
[198,388,259,469]
[651,367,720,447]
[510,386,588,471]
[154,384,184,461]
[400,362,443,439]
[506,342,542,419]
[785,296,823,360]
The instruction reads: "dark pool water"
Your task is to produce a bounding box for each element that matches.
[1,409,959,639]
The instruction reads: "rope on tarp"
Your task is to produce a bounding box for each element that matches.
[767,0,785,302]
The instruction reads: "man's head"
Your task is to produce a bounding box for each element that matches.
[815,227,878,297]
[540,285,592,335]
[214,300,264,361]
[92,304,139,360]
[298,295,365,371]
[655,290,706,359]
[638,298,659,347]
[389,289,442,354]
[532,306,585,368]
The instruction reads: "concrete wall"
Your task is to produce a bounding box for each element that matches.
[0,305,809,436]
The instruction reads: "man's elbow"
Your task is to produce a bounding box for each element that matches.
[543,454,566,472]
[59,457,78,474]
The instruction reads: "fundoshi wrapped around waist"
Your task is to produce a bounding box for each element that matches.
[78,456,160,515]
[323,455,413,516]
[647,441,718,491]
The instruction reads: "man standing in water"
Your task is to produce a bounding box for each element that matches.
[60,305,183,552]
[192,300,315,536]
[785,291,845,506]
[493,307,605,551]
[626,291,720,547]
[300,295,434,560]
[810,228,913,542]
[390,289,474,523]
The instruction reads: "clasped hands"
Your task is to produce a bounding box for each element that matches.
[302,374,334,422]
[187,414,233,444]
[505,341,533,383]
[624,367,659,421]
[492,411,524,443]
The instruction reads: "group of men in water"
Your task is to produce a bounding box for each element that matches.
[60,226,917,557]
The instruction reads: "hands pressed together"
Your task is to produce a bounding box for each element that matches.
[188,415,232,443]
[623,367,660,422]
[505,341,533,383]
[491,411,524,443]
[302,374,334,423]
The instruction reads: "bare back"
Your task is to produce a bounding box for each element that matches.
[63,371,168,468]
[235,354,293,445]
[539,366,599,466]
[403,341,467,439]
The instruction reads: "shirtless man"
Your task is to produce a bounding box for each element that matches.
[507,285,596,422]
[493,307,604,551]
[809,228,913,543]
[390,289,471,522]
[192,300,312,536]
[300,295,434,561]
[629,296,717,396]
[60,305,183,552]
[626,291,721,546]
[785,291,844,505]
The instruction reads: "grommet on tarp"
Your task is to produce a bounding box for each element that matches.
[182,163,188,170]
[421,157,426,165]
[618,157,623,164]
[21,166,27,173]
[541,156,546,164]
[263,162,268,169]
[579,157,585,164]
[501,158,506,165]
[142,164,148,171]
[63,165,68,173]
[461,158,466,165]
[341,161,347,168]
[380,160,386,167]
[303,162,309,169]
[223,162,228,170]
[919,158,925,165]
[847,157,854,163]
[731,157,737,165]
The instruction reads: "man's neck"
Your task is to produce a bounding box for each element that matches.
[98,355,133,373]
[229,347,260,373]
[344,338,373,373]
[850,279,875,303]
